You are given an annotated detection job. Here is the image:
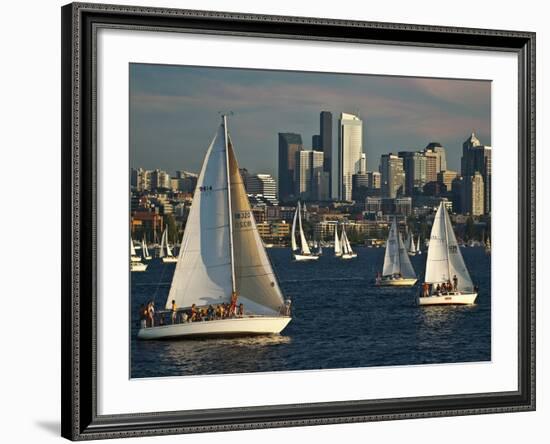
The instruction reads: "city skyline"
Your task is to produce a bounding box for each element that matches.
[130,64,491,178]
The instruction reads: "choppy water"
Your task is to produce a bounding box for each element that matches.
[130,247,491,378]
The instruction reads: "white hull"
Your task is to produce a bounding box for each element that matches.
[417,292,478,306]
[137,316,291,340]
[377,277,417,287]
[131,262,147,272]
[162,256,178,263]
[341,253,357,260]
[130,255,142,263]
[293,253,319,261]
[143,255,152,261]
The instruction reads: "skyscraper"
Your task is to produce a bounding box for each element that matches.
[461,132,491,214]
[380,153,405,198]
[338,112,363,201]
[320,111,333,198]
[295,150,324,201]
[278,132,303,202]
[312,134,321,150]
[462,171,485,216]
[425,142,447,172]
[398,151,427,195]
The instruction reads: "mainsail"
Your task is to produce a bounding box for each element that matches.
[291,203,298,251]
[158,229,166,258]
[297,202,311,255]
[130,237,137,256]
[382,219,416,278]
[142,236,149,258]
[424,203,474,291]
[165,118,285,315]
[334,225,341,256]
[166,124,233,309]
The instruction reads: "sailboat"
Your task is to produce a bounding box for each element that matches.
[130,237,147,272]
[141,236,152,260]
[376,219,417,286]
[334,225,342,257]
[416,236,422,255]
[340,226,357,259]
[407,233,418,256]
[291,201,319,261]
[138,116,291,339]
[417,202,478,305]
[160,228,177,263]
[485,236,491,255]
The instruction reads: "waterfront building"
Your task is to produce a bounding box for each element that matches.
[247,173,278,205]
[380,153,405,198]
[131,168,151,191]
[367,171,381,190]
[338,113,363,201]
[352,172,369,201]
[150,169,171,191]
[278,132,303,202]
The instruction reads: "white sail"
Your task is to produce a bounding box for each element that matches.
[397,231,416,278]
[297,202,311,255]
[228,139,285,315]
[291,204,298,251]
[158,229,166,258]
[165,229,173,257]
[416,236,421,253]
[334,226,341,255]
[409,234,417,254]
[142,236,149,258]
[340,229,349,255]
[130,237,136,256]
[425,202,474,291]
[382,219,400,276]
[166,124,233,309]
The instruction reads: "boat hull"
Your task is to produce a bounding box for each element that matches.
[341,253,357,260]
[162,256,178,263]
[131,262,148,272]
[377,277,417,287]
[137,316,292,340]
[294,254,319,261]
[417,292,478,306]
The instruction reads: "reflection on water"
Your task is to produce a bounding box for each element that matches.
[131,247,491,378]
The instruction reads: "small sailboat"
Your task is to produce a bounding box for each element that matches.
[340,226,357,259]
[138,116,291,340]
[417,202,478,305]
[130,237,147,272]
[407,232,418,256]
[160,228,177,263]
[485,236,491,254]
[375,219,417,286]
[334,225,342,257]
[141,236,152,260]
[291,201,319,261]
[416,236,422,255]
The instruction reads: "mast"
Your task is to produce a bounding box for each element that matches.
[223,114,237,294]
[396,218,401,272]
[442,203,452,282]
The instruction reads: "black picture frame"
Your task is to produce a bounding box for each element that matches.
[61,2,536,440]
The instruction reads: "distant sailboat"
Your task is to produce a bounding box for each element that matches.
[417,202,478,305]
[142,236,152,260]
[160,228,177,263]
[291,201,319,261]
[138,116,291,340]
[334,225,342,257]
[416,236,422,255]
[340,226,357,259]
[485,236,491,255]
[376,218,417,286]
[130,237,147,272]
[408,232,418,256]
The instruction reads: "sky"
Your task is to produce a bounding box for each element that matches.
[130,63,491,179]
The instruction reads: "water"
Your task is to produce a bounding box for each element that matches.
[130,247,491,378]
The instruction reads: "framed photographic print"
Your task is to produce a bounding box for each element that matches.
[61,2,535,440]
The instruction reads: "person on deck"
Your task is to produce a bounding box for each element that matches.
[229,291,238,317]
[190,304,197,322]
[453,275,458,291]
[422,283,429,297]
[170,299,177,324]
[147,301,155,327]
[238,303,244,317]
